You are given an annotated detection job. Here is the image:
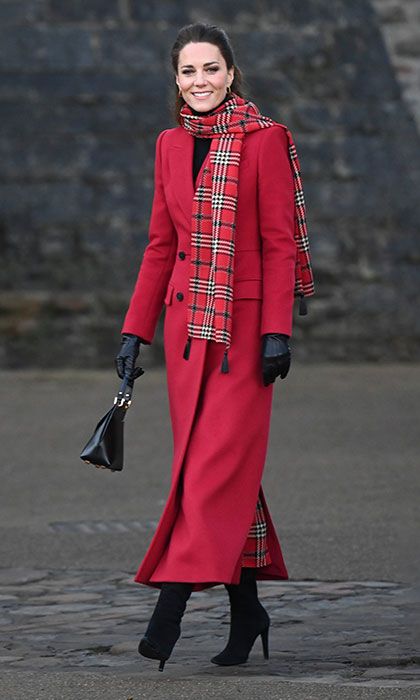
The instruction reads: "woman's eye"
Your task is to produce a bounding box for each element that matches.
[182,68,218,75]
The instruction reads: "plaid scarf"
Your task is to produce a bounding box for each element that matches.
[179,92,314,374]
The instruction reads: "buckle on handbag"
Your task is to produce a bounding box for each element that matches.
[114,391,132,409]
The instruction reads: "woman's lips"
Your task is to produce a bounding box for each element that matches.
[192,92,212,99]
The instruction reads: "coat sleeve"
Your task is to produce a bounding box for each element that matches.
[258,125,297,338]
[120,129,177,342]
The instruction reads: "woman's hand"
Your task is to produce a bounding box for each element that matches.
[261,333,291,386]
[115,333,144,386]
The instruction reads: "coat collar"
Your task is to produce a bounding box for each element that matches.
[168,128,211,227]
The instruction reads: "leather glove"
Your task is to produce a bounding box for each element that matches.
[261,333,291,386]
[115,333,145,387]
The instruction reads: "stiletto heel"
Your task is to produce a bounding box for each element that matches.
[158,659,166,672]
[261,624,269,659]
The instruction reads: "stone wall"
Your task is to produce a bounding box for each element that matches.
[371,0,420,129]
[1,0,419,368]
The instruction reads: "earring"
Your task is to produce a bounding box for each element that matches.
[226,85,231,93]
[178,88,182,96]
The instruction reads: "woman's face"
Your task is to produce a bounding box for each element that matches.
[176,42,234,112]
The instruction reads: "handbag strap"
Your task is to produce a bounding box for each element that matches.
[114,375,133,409]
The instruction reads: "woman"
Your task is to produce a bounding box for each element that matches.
[115,22,314,671]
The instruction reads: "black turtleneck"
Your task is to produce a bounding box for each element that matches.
[191,92,234,185]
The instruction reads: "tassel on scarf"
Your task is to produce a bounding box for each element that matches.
[299,294,308,316]
[221,348,229,373]
[183,336,191,360]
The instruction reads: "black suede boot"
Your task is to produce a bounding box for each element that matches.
[138,582,193,671]
[210,567,270,665]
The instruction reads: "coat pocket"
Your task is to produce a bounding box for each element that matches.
[233,278,263,300]
[164,283,174,306]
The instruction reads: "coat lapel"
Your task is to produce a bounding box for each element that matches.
[168,129,211,228]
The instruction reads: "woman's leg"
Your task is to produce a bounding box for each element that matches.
[210,565,270,665]
[138,582,193,671]
[210,492,272,665]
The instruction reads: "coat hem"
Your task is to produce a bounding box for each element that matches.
[133,570,289,592]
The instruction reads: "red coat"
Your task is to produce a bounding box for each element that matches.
[121,123,297,591]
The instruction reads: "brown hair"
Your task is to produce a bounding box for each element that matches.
[170,22,247,125]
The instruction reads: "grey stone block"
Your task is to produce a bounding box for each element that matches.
[48,0,122,24]
[0,0,46,25]
[0,27,96,71]
[130,0,192,24]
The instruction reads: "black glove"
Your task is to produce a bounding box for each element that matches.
[261,333,291,386]
[115,333,145,387]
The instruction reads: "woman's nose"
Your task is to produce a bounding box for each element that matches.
[194,73,208,86]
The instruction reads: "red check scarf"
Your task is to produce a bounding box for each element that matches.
[179,92,314,374]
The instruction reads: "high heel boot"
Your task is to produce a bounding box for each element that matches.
[210,567,270,666]
[138,582,193,671]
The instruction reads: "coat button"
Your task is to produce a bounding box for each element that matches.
[176,292,184,301]
[178,251,186,260]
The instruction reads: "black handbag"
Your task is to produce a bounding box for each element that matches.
[80,373,141,472]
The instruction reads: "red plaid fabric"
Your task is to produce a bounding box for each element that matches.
[240,495,272,568]
[179,92,314,373]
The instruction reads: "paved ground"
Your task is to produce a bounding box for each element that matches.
[0,364,419,698]
[0,567,419,689]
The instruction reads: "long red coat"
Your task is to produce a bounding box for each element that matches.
[121,123,297,592]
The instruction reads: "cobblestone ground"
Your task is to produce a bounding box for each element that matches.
[0,568,419,688]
